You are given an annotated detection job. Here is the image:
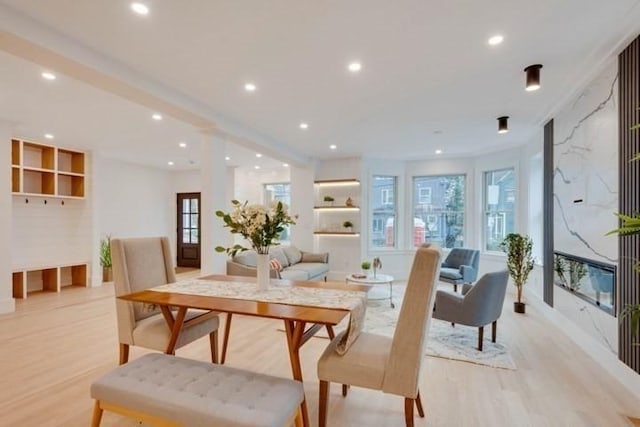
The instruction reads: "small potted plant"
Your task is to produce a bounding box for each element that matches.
[361,261,371,275]
[343,220,354,232]
[323,195,335,206]
[500,233,534,314]
[100,235,112,282]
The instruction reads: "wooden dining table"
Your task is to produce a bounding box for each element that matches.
[118,274,369,427]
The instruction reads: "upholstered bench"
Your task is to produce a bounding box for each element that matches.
[90,353,304,427]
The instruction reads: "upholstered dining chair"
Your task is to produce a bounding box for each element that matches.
[439,248,480,292]
[433,270,509,351]
[111,237,222,365]
[317,245,441,427]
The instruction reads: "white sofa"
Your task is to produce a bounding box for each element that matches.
[226,245,329,281]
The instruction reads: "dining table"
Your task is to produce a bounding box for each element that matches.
[118,274,369,427]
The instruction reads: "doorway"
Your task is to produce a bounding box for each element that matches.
[176,192,201,268]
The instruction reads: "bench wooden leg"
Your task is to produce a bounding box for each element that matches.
[118,343,129,365]
[209,331,219,364]
[319,380,329,427]
[91,401,103,427]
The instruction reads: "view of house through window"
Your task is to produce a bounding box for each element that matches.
[484,168,516,251]
[371,176,397,248]
[412,175,465,248]
[264,182,291,242]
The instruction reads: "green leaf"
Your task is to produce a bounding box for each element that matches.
[215,210,225,217]
[214,246,226,253]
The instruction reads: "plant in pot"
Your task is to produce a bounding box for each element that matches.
[323,195,335,206]
[500,233,534,313]
[100,235,112,282]
[343,220,354,232]
[361,260,371,275]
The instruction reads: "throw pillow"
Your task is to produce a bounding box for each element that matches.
[269,259,283,271]
[300,252,327,263]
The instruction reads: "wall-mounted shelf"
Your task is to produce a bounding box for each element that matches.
[12,263,88,299]
[314,232,361,236]
[314,178,361,235]
[314,178,360,187]
[11,138,86,199]
[313,206,360,211]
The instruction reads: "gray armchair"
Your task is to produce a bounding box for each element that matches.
[439,248,480,292]
[433,270,509,351]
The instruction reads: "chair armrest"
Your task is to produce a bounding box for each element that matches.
[433,290,464,322]
[459,265,477,283]
[300,251,329,264]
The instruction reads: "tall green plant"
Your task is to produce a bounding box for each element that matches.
[500,233,535,304]
[100,235,112,268]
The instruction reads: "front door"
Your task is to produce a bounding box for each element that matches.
[177,192,201,268]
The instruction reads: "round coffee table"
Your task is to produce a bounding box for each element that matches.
[345,273,395,308]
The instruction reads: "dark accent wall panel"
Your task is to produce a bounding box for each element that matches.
[618,35,640,372]
[543,119,554,307]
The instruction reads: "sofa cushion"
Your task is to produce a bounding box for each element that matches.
[287,262,329,280]
[440,267,462,281]
[233,251,257,268]
[279,269,309,281]
[282,246,302,265]
[269,247,290,268]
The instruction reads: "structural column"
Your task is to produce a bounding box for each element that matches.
[200,130,228,275]
[289,164,315,251]
[543,120,554,307]
[0,121,16,313]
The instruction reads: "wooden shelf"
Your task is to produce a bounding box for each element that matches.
[12,263,89,299]
[23,141,55,170]
[58,174,85,198]
[22,169,55,195]
[11,167,20,193]
[58,149,85,174]
[11,139,20,166]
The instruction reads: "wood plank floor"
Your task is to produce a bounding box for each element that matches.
[1,273,639,427]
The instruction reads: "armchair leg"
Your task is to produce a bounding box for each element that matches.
[118,343,129,365]
[415,390,425,418]
[478,326,484,351]
[453,284,458,293]
[342,384,349,397]
[319,380,329,427]
[209,331,219,363]
[492,321,497,343]
[221,313,233,364]
[404,397,415,427]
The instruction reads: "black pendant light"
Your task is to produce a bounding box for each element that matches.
[524,64,543,91]
[497,116,509,134]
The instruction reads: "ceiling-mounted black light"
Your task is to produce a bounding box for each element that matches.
[497,116,509,134]
[524,64,543,91]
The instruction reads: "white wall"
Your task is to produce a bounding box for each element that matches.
[0,124,15,313]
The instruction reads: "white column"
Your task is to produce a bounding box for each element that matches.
[0,121,16,313]
[289,164,315,251]
[200,131,228,275]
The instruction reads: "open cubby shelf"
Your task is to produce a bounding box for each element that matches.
[12,263,88,299]
[10,138,85,199]
[314,178,361,235]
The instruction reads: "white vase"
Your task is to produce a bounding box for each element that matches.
[256,253,270,291]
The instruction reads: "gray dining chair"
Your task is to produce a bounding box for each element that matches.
[439,248,480,292]
[433,270,509,351]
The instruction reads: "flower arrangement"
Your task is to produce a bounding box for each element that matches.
[215,200,296,257]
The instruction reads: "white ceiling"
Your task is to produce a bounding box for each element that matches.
[1,0,640,168]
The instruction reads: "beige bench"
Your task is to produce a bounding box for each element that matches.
[90,353,304,427]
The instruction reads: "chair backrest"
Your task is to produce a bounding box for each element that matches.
[381,244,441,398]
[111,237,176,344]
[463,270,509,325]
[443,248,479,269]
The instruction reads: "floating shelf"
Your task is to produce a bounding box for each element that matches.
[313,206,360,211]
[314,179,360,187]
[314,231,360,236]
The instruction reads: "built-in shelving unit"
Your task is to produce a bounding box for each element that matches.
[313,179,361,236]
[11,138,85,198]
[12,263,89,299]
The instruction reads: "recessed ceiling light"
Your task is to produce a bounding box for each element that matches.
[299,122,309,130]
[41,71,56,81]
[255,153,262,158]
[225,156,231,161]
[254,165,261,170]
[44,133,54,140]
[488,35,504,46]
[283,163,289,167]
[347,62,362,73]
[244,83,257,92]
[497,116,509,133]
[179,142,187,148]
[167,161,174,166]
[435,149,443,154]
[130,2,149,15]
[152,113,163,121]
[329,144,337,150]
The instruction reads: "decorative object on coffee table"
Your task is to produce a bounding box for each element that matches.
[500,233,534,313]
[361,260,371,275]
[215,200,296,291]
[372,256,382,279]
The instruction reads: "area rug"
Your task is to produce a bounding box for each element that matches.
[298,284,517,370]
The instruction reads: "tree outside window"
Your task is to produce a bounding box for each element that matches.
[484,168,516,251]
[412,175,465,248]
[371,176,397,248]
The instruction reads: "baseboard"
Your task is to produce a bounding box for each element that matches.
[526,288,640,396]
[0,296,16,313]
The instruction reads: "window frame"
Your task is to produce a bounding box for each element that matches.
[482,167,516,253]
[370,175,398,250]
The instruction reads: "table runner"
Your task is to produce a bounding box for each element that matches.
[151,279,367,354]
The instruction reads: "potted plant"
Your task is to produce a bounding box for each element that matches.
[100,235,112,282]
[323,195,335,206]
[361,261,371,275]
[500,233,534,313]
[343,220,354,232]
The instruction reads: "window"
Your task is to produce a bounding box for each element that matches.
[264,183,291,242]
[412,175,465,248]
[371,176,397,248]
[484,168,516,251]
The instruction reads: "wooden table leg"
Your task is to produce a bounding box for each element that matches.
[163,306,187,354]
[284,319,309,427]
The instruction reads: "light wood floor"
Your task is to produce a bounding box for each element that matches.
[1,272,639,427]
